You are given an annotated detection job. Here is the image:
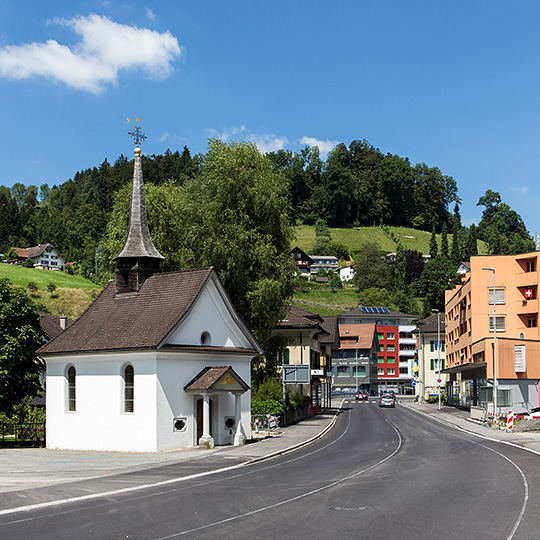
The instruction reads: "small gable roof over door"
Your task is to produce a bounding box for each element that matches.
[184,366,250,393]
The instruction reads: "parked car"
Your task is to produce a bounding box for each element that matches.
[355,390,368,401]
[379,394,396,408]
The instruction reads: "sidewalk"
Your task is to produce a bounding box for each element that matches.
[0,408,339,513]
[401,400,540,455]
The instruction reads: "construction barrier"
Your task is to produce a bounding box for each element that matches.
[507,410,514,431]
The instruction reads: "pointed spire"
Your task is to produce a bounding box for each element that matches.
[115,148,164,261]
[114,147,164,294]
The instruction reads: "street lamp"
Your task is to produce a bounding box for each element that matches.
[482,267,498,419]
[432,309,442,410]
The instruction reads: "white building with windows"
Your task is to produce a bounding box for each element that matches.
[38,146,261,452]
[413,314,447,401]
[14,243,65,270]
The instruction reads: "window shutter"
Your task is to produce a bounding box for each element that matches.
[489,288,505,305]
[489,316,506,332]
[515,345,526,373]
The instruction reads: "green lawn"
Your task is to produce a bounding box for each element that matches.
[293,287,359,316]
[0,263,96,289]
[293,224,487,257]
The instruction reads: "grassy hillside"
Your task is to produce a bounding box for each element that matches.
[0,264,100,319]
[293,287,359,316]
[293,224,487,257]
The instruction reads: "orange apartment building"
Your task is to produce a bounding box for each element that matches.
[445,251,540,412]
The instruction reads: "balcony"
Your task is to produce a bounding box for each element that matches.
[516,298,539,315]
[516,272,538,287]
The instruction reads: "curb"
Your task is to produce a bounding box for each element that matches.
[401,402,540,458]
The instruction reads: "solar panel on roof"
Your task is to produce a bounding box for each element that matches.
[361,306,389,314]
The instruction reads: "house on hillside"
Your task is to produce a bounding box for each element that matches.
[291,247,339,277]
[14,244,65,270]
[37,145,261,452]
[291,247,313,276]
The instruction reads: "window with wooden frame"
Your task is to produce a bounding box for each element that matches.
[124,364,134,413]
[67,366,76,412]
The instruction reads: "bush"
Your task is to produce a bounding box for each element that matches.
[27,282,38,297]
[251,399,285,416]
[426,392,447,405]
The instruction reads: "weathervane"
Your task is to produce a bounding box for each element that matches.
[127,117,147,146]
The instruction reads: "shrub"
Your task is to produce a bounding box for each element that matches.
[251,399,285,416]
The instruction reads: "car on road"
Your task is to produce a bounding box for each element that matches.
[355,390,368,401]
[379,394,396,408]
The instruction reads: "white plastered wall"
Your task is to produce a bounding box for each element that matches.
[155,351,252,450]
[46,352,158,452]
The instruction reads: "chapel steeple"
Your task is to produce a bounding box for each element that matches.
[114,125,164,294]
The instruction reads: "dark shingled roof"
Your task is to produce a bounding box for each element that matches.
[37,267,225,355]
[277,304,325,329]
[413,313,445,334]
[15,243,55,259]
[39,313,73,340]
[320,315,338,344]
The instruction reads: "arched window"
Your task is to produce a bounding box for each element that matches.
[67,366,76,412]
[124,364,134,413]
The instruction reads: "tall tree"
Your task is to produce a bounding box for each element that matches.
[0,279,43,415]
[429,226,438,259]
[440,222,449,259]
[105,140,296,347]
[477,189,534,253]
[450,214,462,265]
[413,164,459,231]
[353,242,391,291]
[392,242,407,292]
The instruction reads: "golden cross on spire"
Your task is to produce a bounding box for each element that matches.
[127,118,147,146]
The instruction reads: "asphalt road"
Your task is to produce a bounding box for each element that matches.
[2,400,539,540]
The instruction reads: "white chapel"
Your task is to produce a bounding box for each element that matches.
[38,143,261,452]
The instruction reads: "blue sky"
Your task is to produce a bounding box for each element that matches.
[1,1,540,234]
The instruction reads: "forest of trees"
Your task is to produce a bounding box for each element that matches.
[0,138,535,323]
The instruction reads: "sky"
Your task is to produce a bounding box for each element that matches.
[1,1,540,234]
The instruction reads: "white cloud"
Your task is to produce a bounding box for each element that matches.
[299,136,339,156]
[145,8,156,21]
[159,132,169,142]
[247,133,289,154]
[207,125,248,140]
[510,186,530,194]
[0,14,182,93]
[208,126,288,154]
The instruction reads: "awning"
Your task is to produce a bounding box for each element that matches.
[184,366,250,393]
[441,362,486,374]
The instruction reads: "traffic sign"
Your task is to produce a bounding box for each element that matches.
[411,380,416,386]
[437,378,442,384]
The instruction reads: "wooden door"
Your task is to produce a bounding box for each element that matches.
[196,398,214,442]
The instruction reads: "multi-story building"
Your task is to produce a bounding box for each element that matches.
[290,247,339,277]
[271,305,335,412]
[332,322,378,394]
[14,243,65,270]
[444,252,540,412]
[413,313,447,401]
[332,306,419,394]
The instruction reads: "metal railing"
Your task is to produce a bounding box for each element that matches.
[1,422,45,446]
